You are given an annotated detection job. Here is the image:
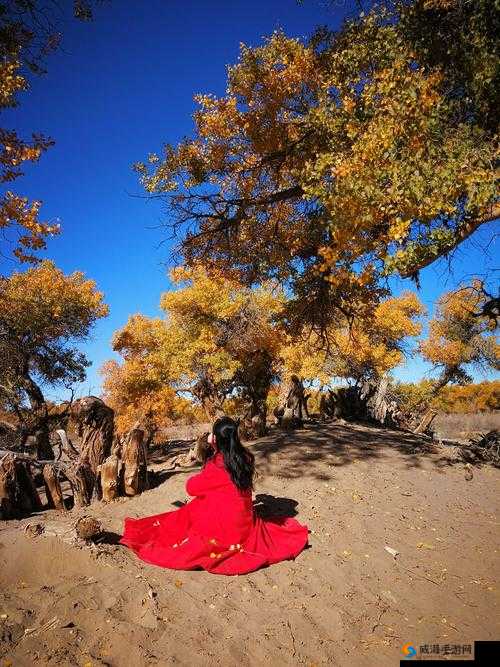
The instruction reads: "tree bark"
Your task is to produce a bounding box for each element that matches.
[71,396,114,499]
[99,454,122,502]
[413,410,437,435]
[42,464,64,510]
[121,428,148,496]
[61,460,94,508]
[0,453,42,519]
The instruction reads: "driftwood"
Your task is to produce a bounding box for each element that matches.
[42,464,64,510]
[121,428,148,496]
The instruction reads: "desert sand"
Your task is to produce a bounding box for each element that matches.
[1,421,499,666]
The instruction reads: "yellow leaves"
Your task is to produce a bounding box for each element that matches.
[1,261,108,338]
[420,280,499,376]
[280,290,424,382]
[0,58,26,108]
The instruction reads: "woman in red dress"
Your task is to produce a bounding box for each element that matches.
[120,417,309,575]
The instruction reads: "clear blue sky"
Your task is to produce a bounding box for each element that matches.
[3,0,498,402]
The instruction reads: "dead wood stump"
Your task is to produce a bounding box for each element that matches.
[71,397,115,500]
[0,453,42,519]
[121,428,148,496]
[75,515,102,541]
[42,464,64,510]
[62,460,94,508]
[99,453,122,502]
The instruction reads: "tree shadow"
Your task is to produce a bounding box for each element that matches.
[148,439,195,465]
[250,420,442,481]
[148,464,200,490]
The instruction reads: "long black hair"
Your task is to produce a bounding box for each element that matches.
[211,416,255,491]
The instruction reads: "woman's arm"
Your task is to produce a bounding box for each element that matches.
[186,464,224,496]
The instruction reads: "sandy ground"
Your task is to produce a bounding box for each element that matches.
[1,420,499,666]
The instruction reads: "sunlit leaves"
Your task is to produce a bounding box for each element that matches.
[138,1,498,333]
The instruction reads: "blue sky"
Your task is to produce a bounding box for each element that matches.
[2,0,498,402]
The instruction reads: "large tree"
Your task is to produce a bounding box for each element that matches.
[136,0,498,336]
[103,267,284,436]
[281,291,424,385]
[0,260,108,454]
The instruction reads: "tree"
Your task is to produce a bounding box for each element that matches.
[136,0,498,336]
[281,291,424,384]
[103,267,284,437]
[420,279,499,394]
[0,1,106,267]
[0,260,108,454]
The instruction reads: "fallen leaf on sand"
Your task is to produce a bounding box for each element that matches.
[384,546,399,558]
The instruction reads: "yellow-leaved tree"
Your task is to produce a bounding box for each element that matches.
[102,267,284,437]
[281,292,424,385]
[0,260,108,455]
[420,280,499,394]
[136,0,498,336]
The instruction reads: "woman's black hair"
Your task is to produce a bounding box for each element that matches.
[211,416,255,491]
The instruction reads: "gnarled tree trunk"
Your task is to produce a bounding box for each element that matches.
[43,464,64,510]
[62,460,94,508]
[71,396,114,500]
[276,376,308,430]
[0,453,42,519]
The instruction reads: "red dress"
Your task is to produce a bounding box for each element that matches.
[120,452,308,575]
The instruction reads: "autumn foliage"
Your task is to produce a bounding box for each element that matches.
[0,260,108,447]
[420,280,499,389]
[136,0,498,334]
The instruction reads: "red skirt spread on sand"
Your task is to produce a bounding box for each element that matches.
[120,453,308,575]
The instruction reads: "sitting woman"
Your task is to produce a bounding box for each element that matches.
[120,416,309,575]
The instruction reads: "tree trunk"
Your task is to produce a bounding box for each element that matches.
[71,397,114,499]
[21,372,54,460]
[276,376,307,430]
[413,410,437,435]
[43,464,64,510]
[61,460,94,508]
[121,428,148,496]
[99,454,122,502]
[0,453,42,519]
